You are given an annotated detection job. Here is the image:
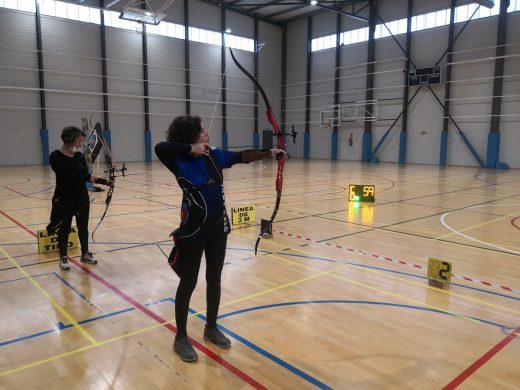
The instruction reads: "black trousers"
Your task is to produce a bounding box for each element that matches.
[47,191,90,258]
[174,233,227,338]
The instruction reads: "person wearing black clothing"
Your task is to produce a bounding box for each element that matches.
[155,115,285,362]
[46,126,113,271]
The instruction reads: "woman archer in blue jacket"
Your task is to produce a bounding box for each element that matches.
[155,115,285,362]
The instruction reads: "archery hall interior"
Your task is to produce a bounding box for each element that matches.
[0,0,519,388]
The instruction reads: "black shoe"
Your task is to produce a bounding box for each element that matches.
[173,335,198,362]
[203,325,231,349]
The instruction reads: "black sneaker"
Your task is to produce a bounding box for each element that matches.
[203,325,231,349]
[59,256,70,271]
[173,335,198,362]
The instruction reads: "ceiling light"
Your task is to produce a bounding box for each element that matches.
[120,6,166,25]
[310,0,318,5]
[225,28,232,33]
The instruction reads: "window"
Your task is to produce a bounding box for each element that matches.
[66,3,79,21]
[3,0,18,11]
[436,9,448,26]
[310,0,517,52]
[55,1,66,18]
[397,18,407,34]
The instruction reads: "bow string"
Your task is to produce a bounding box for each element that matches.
[88,122,126,242]
[229,48,286,255]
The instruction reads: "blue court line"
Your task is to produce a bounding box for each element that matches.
[56,308,135,330]
[272,251,520,302]
[1,270,514,388]
[217,300,508,329]
[0,206,174,231]
[187,306,333,390]
[0,329,58,347]
[0,296,512,389]
[0,242,36,247]
[0,272,54,284]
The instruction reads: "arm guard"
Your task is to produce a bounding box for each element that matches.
[240,149,271,164]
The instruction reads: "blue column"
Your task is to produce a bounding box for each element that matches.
[40,128,49,165]
[398,131,407,164]
[439,130,448,166]
[253,131,259,150]
[485,131,508,169]
[331,132,338,160]
[145,129,152,162]
[103,128,112,150]
[362,132,372,162]
[304,132,310,159]
[222,132,228,150]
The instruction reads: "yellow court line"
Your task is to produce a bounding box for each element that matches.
[0,246,98,346]
[0,260,349,377]
[3,215,512,378]
[253,232,520,315]
[280,203,442,236]
[0,318,174,378]
[142,214,177,226]
[89,218,174,234]
[236,229,517,321]
[435,210,520,240]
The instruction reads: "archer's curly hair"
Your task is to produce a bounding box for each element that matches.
[61,126,84,144]
[166,116,203,144]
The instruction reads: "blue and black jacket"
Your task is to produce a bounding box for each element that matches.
[155,142,242,240]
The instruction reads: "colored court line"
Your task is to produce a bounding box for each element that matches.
[240,233,520,385]
[317,253,520,315]
[0,210,38,238]
[436,209,520,240]
[0,209,267,389]
[0,253,354,380]
[274,251,520,302]
[440,211,520,255]
[273,229,519,294]
[3,261,514,350]
[442,324,520,389]
[0,207,512,386]
[0,245,98,346]
[218,299,510,330]
[244,231,511,328]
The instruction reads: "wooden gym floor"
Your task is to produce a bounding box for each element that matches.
[0,159,519,389]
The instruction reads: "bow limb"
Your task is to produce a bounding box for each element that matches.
[91,125,116,243]
[229,48,286,254]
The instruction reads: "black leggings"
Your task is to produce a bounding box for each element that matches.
[48,191,90,258]
[174,234,227,338]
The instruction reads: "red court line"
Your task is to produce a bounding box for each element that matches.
[3,186,27,197]
[442,325,520,389]
[511,216,520,231]
[0,209,267,389]
[0,210,38,238]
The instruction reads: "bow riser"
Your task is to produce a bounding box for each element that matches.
[229,48,286,254]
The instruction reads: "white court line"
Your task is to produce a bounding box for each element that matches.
[440,204,520,256]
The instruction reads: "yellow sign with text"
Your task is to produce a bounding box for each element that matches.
[37,226,79,254]
[427,258,452,285]
[231,206,255,225]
